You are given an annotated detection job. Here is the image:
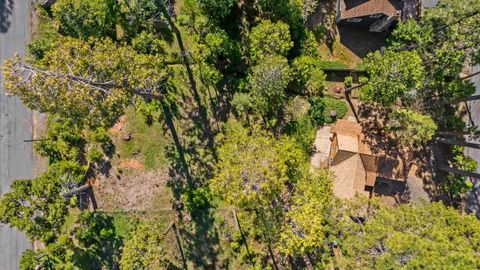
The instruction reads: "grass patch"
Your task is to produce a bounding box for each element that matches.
[318,60,349,70]
[318,39,361,68]
[115,109,169,170]
[110,211,138,239]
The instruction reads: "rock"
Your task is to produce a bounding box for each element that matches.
[122,132,132,141]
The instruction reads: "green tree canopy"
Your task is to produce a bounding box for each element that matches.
[249,20,293,62]
[212,123,289,208]
[0,161,85,243]
[359,50,425,106]
[196,0,236,21]
[248,55,291,118]
[121,0,173,40]
[20,212,120,270]
[338,202,480,269]
[291,55,326,96]
[119,221,181,269]
[386,109,437,148]
[442,146,478,197]
[279,169,333,257]
[3,37,168,128]
[52,0,120,39]
[383,0,480,112]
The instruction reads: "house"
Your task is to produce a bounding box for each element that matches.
[421,0,439,8]
[336,0,404,32]
[326,119,415,200]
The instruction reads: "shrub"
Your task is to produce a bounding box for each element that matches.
[27,9,60,60]
[131,31,166,55]
[292,56,326,96]
[301,31,320,57]
[249,20,293,62]
[284,115,316,155]
[312,24,327,41]
[308,96,326,124]
[344,76,353,87]
[323,97,347,123]
[442,146,477,197]
[52,0,120,39]
[285,96,311,122]
[284,97,315,154]
[183,187,212,212]
[197,0,236,21]
[308,97,347,125]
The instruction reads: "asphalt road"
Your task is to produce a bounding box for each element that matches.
[0,0,34,269]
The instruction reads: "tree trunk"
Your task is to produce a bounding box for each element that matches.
[344,83,366,93]
[460,70,480,80]
[303,253,314,270]
[160,99,193,184]
[62,183,91,197]
[438,165,480,179]
[267,243,280,270]
[160,5,217,155]
[233,210,255,267]
[436,137,480,149]
[437,131,479,137]
[172,223,188,270]
[452,94,480,104]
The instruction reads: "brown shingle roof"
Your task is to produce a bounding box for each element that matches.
[339,0,403,19]
[331,119,374,155]
[329,119,409,198]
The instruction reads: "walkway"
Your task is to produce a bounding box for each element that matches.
[311,126,331,168]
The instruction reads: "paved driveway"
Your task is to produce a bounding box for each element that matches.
[0,0,34,269]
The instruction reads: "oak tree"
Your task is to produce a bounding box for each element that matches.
[3,37,168,128]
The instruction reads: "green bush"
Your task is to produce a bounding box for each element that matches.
[312,25,327,41]
[323,97,347,123]
[442,146,477,197]
[183,186,212,211]
[284,115,316,155]
[292,56,326,96]
[52,0,120,39]
[301,31,320,57]
[344,76,353,87]
[131,31,166,55]
[308,97,347,125]
[27,9,60,61]
[308,96,326,124]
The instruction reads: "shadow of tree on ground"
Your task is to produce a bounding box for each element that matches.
[358,104,451,203]
[0,0,14,33]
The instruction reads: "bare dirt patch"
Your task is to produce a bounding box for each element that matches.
[118,159,145,171]
[109,115,125,136]
[95,169,170,211]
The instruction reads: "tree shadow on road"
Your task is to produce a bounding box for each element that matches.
[0,0,14,33]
